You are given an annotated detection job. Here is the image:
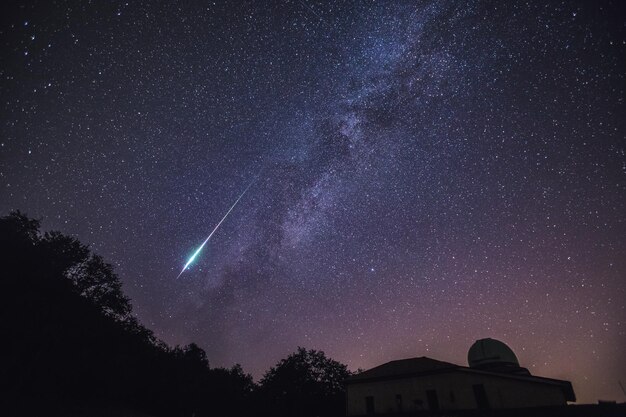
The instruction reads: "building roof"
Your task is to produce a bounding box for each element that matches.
[346,357,459,382]
[345,356,575,402]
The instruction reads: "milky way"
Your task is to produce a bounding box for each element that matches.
[1,1,624,403]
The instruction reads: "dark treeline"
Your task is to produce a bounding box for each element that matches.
[0,212,351,416]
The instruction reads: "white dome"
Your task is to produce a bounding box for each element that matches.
[468,338,520,368]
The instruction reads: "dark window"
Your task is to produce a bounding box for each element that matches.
[365,396,375,415]
[473,384,490,409]
[426,390,440,411]
[396,394,403,412]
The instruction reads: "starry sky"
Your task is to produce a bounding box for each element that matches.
[1,0,625,404]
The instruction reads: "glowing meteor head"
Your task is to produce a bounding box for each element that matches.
[185,249,201,268]
[176,235,212,278]
[176,175,257,279]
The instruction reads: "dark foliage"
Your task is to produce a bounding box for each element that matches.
[0,211,254,416]
[0,211,351,417]
[258,347,352,417]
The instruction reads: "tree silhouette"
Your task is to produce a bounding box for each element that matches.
[0,211,257,416]
[259,347,352,417]
[1,211,353,417]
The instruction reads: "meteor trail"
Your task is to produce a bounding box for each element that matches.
[176,178,256,279]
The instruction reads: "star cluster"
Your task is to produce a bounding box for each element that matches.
[1,0,624,403]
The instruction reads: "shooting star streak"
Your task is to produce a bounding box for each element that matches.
[176,178,256,279]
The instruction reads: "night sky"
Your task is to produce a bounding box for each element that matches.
[1,0,625,403]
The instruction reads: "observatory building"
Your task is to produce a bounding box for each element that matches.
[344,338,575,415]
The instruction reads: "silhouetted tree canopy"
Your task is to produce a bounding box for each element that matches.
[0,212,256,416]
[0,211,350,417]
[258,347,352,417]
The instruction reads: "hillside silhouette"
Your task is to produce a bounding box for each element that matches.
[0,211,350,417]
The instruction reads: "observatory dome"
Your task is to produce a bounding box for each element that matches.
[468,338,520,369]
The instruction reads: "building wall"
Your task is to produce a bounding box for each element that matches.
[346,372,567,416]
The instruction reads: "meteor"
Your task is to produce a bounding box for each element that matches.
[176,178,256,279]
